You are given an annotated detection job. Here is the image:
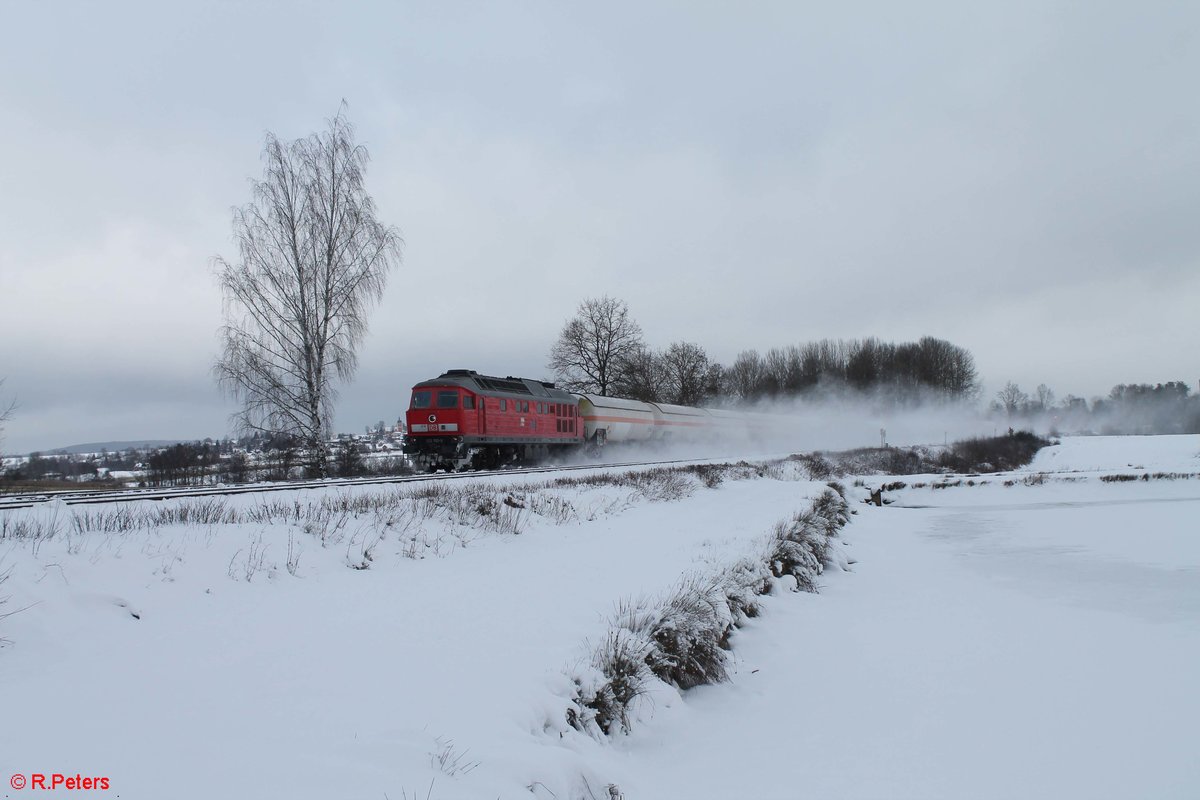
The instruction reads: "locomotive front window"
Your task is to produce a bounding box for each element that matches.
[436,391,459,408]
[411,391,432,409]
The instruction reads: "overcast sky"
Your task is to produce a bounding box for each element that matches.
[1,0,1197,454]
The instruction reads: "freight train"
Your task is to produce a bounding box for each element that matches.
[402,369,756,471]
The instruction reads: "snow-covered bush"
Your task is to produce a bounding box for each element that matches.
[789,452,835,480]
[769,488,849,592]
[644,575,737,688]
[937,430,1051,473]
[569,629,652,735]
[685,464,725,488]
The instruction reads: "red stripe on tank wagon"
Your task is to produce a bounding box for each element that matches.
[582,414,712,427]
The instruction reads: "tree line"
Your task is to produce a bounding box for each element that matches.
[992,380,1200,435]
[548,296,980,406]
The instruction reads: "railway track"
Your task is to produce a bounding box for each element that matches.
[0,457,721,511]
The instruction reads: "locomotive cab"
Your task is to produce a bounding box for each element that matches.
[403,385,482,470]
[406,387,478,435]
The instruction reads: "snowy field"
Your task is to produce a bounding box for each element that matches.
[1,436,1198,799]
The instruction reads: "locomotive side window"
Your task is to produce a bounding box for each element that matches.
[436,391,459,408]
[500,399,507,412]
[411,391,432,409]
[463,395,475,410]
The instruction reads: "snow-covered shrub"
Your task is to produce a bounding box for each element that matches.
[302,507,351,546]
[643,575,737,689]
[227,532,271,581]
[150,498,236,527]
[813,487,851,531]
[1,515,52,541]
[71,507,140,534]
[633,469,694,502]
[769,519,824,592]
[790,452,835,480]
[569,629,651,735]
[285,532,302,576]
[521,492,577,524]
[769,488,849,593]
[718,556,773,621]
[685,464,725,488]
[937,431,1051,473]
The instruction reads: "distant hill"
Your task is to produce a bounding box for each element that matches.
[36,440,188,456]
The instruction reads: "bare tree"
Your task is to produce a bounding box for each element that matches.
[0,378,14,453]
[214,107,401,477]
[728,350,766,402]
[913,336,980,400]
[995,382,1029,418]
[612,344,664,402]
[1034,383,1055,411]
[702,361,728,406]
[548,296,644,395]
[658,341,710,406]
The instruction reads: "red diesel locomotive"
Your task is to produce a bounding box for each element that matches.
[402,370,583,470]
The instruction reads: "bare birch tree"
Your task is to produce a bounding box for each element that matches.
[214,108,401,476]
[548,296,644,395]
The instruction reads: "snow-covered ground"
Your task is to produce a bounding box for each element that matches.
[2,436,1198,799]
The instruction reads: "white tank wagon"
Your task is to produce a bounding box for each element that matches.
[577,395,766,452]
[576,394,659,448]
[647,401,717,442]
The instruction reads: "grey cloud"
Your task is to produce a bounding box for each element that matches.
[2,0,1197,454]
